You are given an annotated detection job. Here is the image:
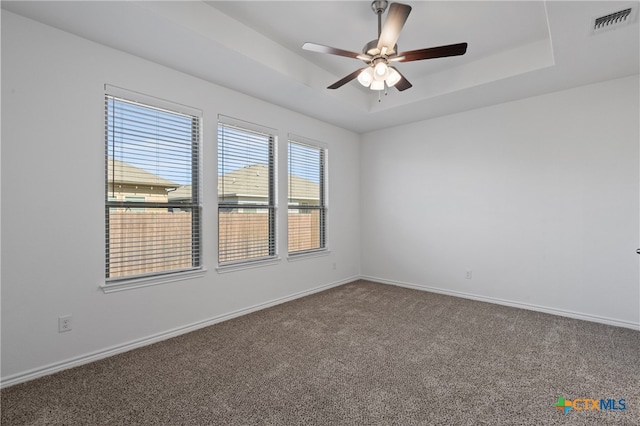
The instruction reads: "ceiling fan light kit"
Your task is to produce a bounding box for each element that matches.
[357,61,402,90]
[370,80,385,91]
[302,1,468,97]
[357,67,374,86]
[385,67,402,87]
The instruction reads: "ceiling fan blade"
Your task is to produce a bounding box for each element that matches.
[389,66,412,91]
[327,68,367,89]
[398,43,468,62]
[303,42,371,61]
[376,3,412,54]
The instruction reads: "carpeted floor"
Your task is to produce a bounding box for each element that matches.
[2,280,639,425]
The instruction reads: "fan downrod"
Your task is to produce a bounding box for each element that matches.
[371,1,388,37]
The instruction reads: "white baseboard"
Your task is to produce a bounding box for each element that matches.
[361,275,640,331]
[0,275,359,389]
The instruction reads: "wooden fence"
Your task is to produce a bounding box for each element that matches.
[287,211,321,254]
[107,210,194,278]
[108,211,320,277]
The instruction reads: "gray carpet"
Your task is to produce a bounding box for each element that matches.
[2,280,639,425]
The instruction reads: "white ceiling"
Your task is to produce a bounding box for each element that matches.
[3,1,639,134]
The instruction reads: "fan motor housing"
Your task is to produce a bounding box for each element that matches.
[363,39,398,56]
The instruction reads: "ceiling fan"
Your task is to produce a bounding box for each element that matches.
[303,1,468,93]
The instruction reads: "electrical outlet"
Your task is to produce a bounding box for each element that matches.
[465,270,473,279]
[58,315,73,333]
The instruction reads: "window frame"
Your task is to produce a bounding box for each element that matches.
[103,85,203,291]
[287,135,328,257]
[217,115,278,269]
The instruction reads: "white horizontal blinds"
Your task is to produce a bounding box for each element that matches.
[105,95,201,281]
[288,139,326,254]
[218,119,276,264]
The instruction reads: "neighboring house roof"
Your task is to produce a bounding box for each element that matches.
[107,158,179,188]
[218,164,319,201]
[107,161,319,200]
[168,185,193,202]
[288,172,321,201]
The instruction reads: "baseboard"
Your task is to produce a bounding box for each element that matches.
[361,275,640,331]
[0,275,359,389]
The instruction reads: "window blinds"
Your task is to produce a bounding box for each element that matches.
[218,119,276,264]
[105,94,201,280]
[288,139,326,254]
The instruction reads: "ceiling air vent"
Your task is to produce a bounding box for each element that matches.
[591,7,637,34]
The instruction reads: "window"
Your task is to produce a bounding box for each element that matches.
[288,137,327,254]
[105,90,201,282]
[124,196,146,212]
[218,117,276,265]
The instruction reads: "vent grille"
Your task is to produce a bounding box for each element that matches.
[592,7,636,34]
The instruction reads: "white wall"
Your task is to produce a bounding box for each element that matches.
[1,11,361,384]
[361,75,639,328]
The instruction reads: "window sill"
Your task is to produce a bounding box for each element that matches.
[216,257,281,274]
[287,249,331,262]
[101,268,206,293]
